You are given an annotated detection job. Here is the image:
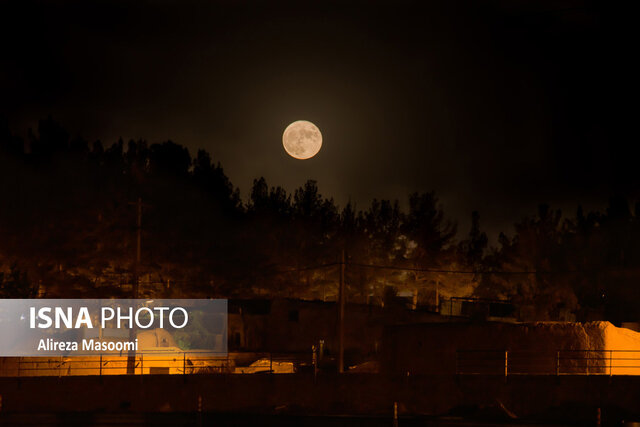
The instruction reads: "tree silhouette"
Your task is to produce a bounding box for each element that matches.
[2,117,640,322]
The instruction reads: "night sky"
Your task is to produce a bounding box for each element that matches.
[1,0,636,239]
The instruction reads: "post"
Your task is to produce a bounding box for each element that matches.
[127,197,143,374]
[338,250,345,373]
[504,351,508,378]
[312,345,318,381]
[393,401,398,427]
[127,197,142,375]
[556,351,560,376]
[183,352,186,376]
[99,354,103,376]
[609,350,613,376]
[135,196,141,296]
[270,353,273,374]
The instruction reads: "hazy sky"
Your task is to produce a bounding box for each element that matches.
[1,0,636,240]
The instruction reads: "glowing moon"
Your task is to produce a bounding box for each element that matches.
[282,120,322,160]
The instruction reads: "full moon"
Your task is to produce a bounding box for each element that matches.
[282,120,322,160]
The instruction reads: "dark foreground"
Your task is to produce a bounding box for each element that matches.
[0,413,581,427]
[0,374,639,426]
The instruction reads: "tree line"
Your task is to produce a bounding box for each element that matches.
[1,117,639,323]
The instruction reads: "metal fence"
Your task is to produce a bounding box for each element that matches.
[6,349,639,377]
[0,351,312,377]
[456,349,640,376]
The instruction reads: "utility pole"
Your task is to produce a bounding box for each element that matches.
[338,249,345,373]
[134,197,142,298]
[127,197,144,375]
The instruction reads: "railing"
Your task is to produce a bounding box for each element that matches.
[0,351,312,377]
[456,349,640,376]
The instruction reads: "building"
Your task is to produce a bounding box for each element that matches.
[382,320,640,375]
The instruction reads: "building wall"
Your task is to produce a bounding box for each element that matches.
[381,321,640,375]
[228,298,444,365]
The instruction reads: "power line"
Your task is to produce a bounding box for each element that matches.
[349,262,640,275]
[260,262,340,276]
[255,261,570,276]
[349,262,478,274]
[283,262,340,273]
